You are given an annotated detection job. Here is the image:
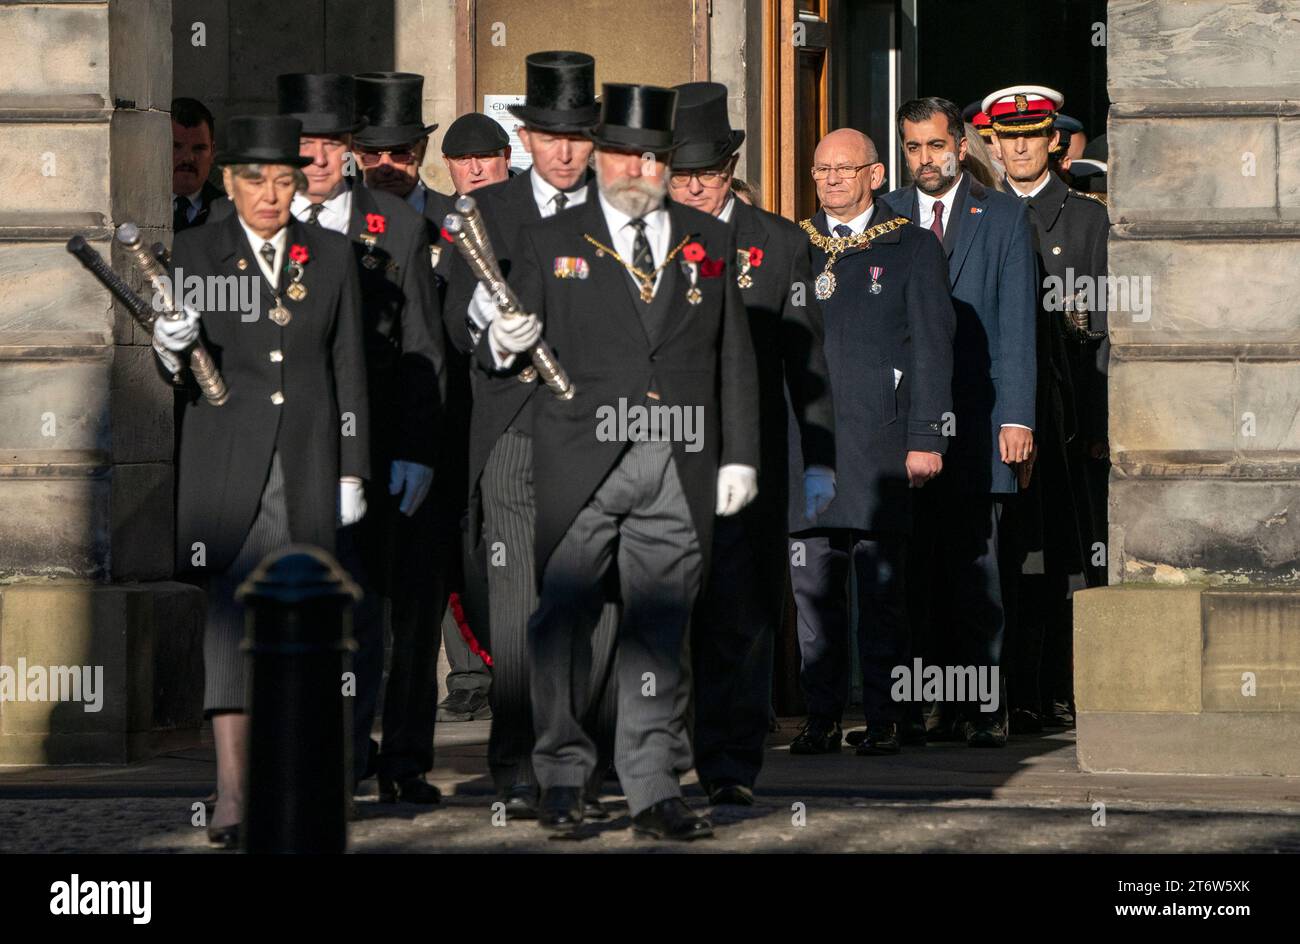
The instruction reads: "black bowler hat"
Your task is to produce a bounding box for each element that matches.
[214,115,312,167]
[670,82,744,169]
[276,73,366,135]
[507,50,600,133]
[441,112,510,157]
[352,72,439,148]
[588,84,678,153]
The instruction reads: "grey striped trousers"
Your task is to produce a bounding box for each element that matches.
[481,428,619,793]
[203,450,293,713]
[528,441,701,816]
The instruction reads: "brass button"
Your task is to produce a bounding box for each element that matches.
[646,391,661,401]
[1052,246,1062,255]
[269,349,284,362]
[270,391,284,405]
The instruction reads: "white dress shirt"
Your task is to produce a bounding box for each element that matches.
[236,217,287,291]
[1009,172,1052,200]
[291,185,352,235]
[173,190,203,224]
[531,167,589,219]
[917,172,963,236]
[824,203,875,235]
[717,195,737,223]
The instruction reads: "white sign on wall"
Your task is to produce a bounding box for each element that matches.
[483,94,531,171]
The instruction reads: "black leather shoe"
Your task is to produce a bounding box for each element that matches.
[379,774,442,804]
[965,718,1008,748]
[632,798,713,841]
[707,783,754,806]
[1010,708,1043,734]
[844,727,866,746]
[900,720,928,746]
[1041,700,1074,729]
[206,822,240,849]
[855,722,901,755]
[789,718,842,755]
[583,794,610,820]
[539,786,584,830]
[437,689,492,722]
[502,785,538,820]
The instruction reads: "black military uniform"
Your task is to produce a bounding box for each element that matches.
[666,83,836,804]
[985,86,1109,731]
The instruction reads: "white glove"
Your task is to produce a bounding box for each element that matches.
[152,340,183,375]
[338,477,367,527]
[389,460,434,516]
[468,282,497,332]
[715,463,759,516]
[489,312,542,355]
[803,464,837,521]
[152,305,201,352]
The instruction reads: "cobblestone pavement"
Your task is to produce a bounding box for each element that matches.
[3,723,1299,853]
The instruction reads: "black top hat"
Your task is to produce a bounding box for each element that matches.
[276,73,366,135]
[506,51,600,133]
[442,113,510,157]
[588,84,678,153]
[214,115,312,167]
[670,82,744,169]
[352,72,439,148]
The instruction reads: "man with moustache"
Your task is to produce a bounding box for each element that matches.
[172,98,224,232]
[484,83,759,839]
[351,74,492,727]
[275,72,447,801]
[780,128,954,757]
[445,51,620,819]
[879,97,1037,748]
[985,86,1108,731]
[665,82,836,802]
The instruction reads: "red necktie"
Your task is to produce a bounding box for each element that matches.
[930,200,945,241]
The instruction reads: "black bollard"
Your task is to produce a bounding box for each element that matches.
[237,545,361,854]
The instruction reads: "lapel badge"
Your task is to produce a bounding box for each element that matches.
[360,234,380,269]
[429,245,442,269]
[553,256,590,280]
[237,258,248,271]
[285,246,309,302]
[869,265,884,295]
[970,206,984,214]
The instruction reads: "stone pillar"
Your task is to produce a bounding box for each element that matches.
[1074,0,1300,775]
[0,0,205,763]
[394,0,461,195]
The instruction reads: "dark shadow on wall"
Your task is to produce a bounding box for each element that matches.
[172,0,396,144]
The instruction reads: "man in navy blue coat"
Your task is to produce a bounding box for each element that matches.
[878,97,1037,747]
[787,128,955,757]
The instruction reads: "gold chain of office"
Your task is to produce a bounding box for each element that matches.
[799,216,910,299]
[583,233,696,303]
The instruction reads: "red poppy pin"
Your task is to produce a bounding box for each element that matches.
[440,226,454,245]
[700,257,725,279]
[683,241,707,263]
[747,246,764,267]
[366,213,386,235]
[288,244,309,264]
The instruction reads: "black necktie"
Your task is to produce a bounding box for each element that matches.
[306,202,325,225]
[553,192,568,213]
[260,241,277,274]
[630,218,654,276]
[833,224,853,237]
[173,196,190,231]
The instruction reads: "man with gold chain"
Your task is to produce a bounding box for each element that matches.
[787,128,955,757]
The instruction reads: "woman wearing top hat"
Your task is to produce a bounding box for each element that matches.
[154,114,370,847]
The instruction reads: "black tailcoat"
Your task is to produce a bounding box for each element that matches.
[171,213,370,574]
[479,197,760,576]
[788,204,955,534]
[174,179,226,232]
[725,198,835,524]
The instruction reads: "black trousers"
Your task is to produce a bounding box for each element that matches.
[691,506,784,790]
[789,528,908,725]
[346,484,448,784]
[908,481,1010,725]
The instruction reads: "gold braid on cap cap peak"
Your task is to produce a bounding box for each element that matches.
[991,115,1056,134]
